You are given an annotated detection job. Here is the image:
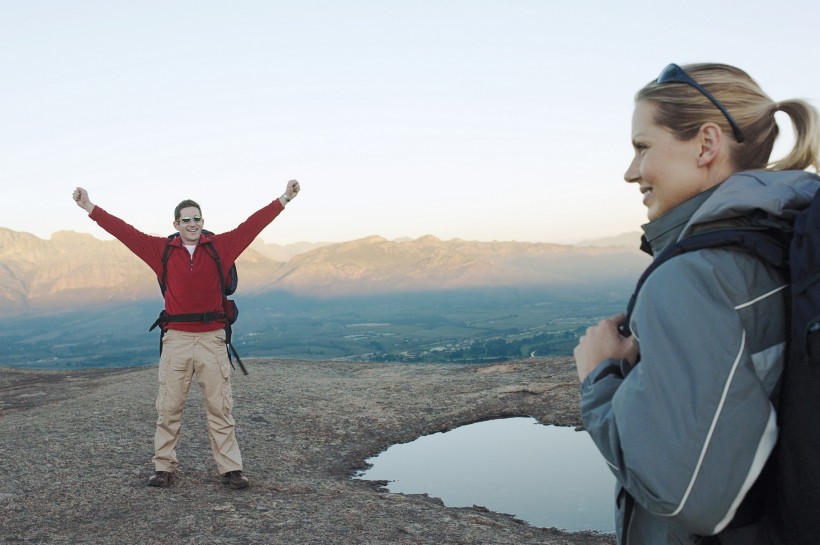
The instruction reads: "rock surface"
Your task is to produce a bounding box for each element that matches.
[0,358,615,544]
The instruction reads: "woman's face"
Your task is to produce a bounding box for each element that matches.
[624,100,709,221]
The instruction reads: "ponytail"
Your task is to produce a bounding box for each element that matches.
[766,100,820,172]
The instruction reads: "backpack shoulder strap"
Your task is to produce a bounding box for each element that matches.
[158,234,178,296]
[199,238,227,296]
[620,228,789,337]
[198,238,246,374]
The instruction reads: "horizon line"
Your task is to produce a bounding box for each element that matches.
[0,226,642,247]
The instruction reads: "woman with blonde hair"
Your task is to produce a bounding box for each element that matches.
[574,63,819,544]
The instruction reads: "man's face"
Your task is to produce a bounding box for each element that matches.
[174,206,204,244]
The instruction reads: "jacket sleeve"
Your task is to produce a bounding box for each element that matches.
[580,250,779,536]
[89,206,164,276]
[213,198,285,265]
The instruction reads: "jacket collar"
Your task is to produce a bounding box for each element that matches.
[168,232,212,247]
[639,169,820,257]
[640,186,718,257]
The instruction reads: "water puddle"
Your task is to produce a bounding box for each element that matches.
[355,417,615,533]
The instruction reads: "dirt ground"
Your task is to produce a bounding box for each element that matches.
[0,357,615,545]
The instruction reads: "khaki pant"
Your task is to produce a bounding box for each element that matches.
[152,329,243,474]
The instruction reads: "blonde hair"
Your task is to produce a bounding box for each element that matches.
[637,63,820,173]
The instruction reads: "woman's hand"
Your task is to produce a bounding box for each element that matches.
[573,313,638,382]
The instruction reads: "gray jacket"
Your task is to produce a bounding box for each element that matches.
[580,170,820,544]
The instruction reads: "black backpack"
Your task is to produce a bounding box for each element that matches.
[148,231,247,375]
[620,189,820,543]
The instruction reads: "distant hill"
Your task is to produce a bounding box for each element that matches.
[575,232,642,248]
[0,229,159,314]
[260,235,647,297]
[0,228,649,316]
[248,239,333,262]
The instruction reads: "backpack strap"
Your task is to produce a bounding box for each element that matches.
[199,240,227,295]
[620,228,790,337]
[147,237,179,352]
[199,240,248,375]
[164,311,226,323]
[158,234,176,296]
[149,236,183,329]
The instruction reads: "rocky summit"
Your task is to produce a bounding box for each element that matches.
[0,357,615,545]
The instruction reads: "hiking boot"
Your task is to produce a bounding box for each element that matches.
[147,471,174,488]
[220,470,249,490]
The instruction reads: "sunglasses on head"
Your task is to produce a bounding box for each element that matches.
[656,63,745,143]
[178,215,203,224]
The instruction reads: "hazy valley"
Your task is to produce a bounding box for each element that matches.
[0,228,648,369]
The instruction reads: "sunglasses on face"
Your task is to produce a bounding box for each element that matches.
[177,215,203,224]
[656,63,745,143]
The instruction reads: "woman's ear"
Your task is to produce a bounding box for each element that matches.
[696,122,724,167]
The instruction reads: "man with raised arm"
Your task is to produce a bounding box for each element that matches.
[72,180,301,489]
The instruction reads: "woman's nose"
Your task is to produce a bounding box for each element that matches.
[624,157,640,183]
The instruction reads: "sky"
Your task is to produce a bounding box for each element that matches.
[3,0,819,245]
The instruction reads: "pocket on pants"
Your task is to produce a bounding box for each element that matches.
[214,332,234,415]
[158,331,175,383]
[161,329,180,347]
[220,369,235,417]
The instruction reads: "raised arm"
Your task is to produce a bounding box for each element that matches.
[72,187,96,214]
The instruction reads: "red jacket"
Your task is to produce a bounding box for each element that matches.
[90,199,285,332]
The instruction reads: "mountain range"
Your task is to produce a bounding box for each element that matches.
[0,228,648,317]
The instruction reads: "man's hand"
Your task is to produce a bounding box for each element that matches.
[280,180,301,205]
[72,187,95,214]
[573,313,638,382]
